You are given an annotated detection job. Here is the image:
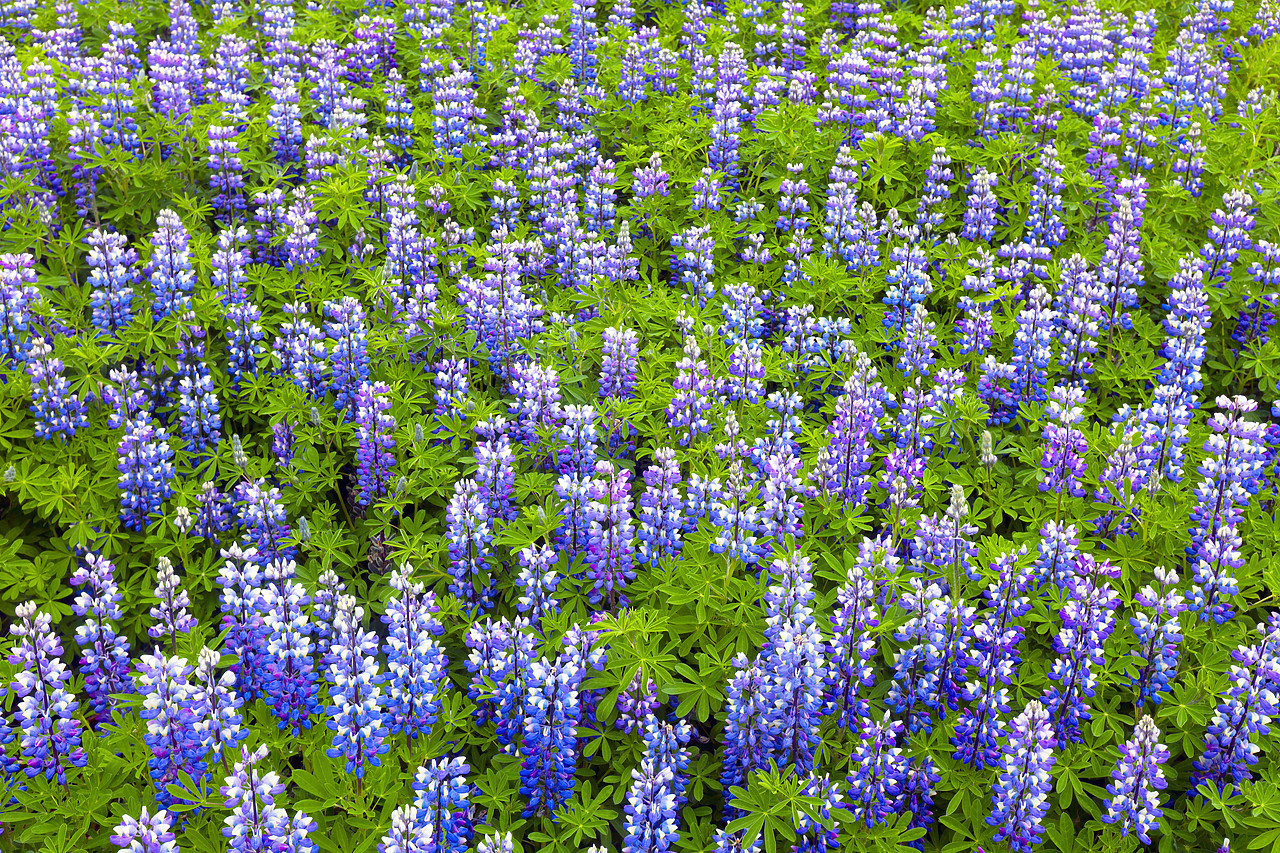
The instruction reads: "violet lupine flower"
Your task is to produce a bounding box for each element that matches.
[601,326,639,399]
[325,297,370,417]
[192,646,247,764]
[136,652,208,805]
[434,358,470,420]
[672,225,716,306]
[431,63,486,160]
[148,556,198,649]
[827,538,889,730]
[987,700,1056,853]
[1199,189,1255,287]
[1042,557,1119,745]
[273,303,329,400]
[635,447,684,567]
[176,370,221,454]
[70,552,133,727]
[961,168,999,242]
[586,460,636,609]
[118,412,176,532]
[721,653,775,809]
[913,483,979,584]
[87,227,138,336]
[758,447,805,556]
[8,601,87,784]
[1099,194,1144,339]
[516,544,560,623]
[324,594,388,779]
[667,335,715,446]
[0,252,39,370]
[212,226,250,303]
[1190,632,1280,797]
[1188,396,1267,624]
[380,565,447,739]
[236,479,294,564]
[1010,283,1057,405]
[217,545,267,699]
[446,479,495,612]
[816,361,888,505]
[520,655,582,817]
[208,120,246,223]
[710,461,763,568]
[354,381,396,509]
[1130,567,1187,707]
[411,757,473,853]
[1102,716,1170,844]
[222,744,318,853]
[146,210,195,319]
[508,361,562,448]
[846,711,906,828]
[623,758,679,853]
[259,558,318,736]
[225,299,266,390]
[476,430,517,521]
[111,808,178,853]
[1055,255,1105,377]
[882,244,931,336]
[952,548,1033,769]
[1039,382,1089,499]
[762,551,827,775]
[26,338,89,442]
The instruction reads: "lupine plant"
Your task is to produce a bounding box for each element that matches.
[2,0,1280,851]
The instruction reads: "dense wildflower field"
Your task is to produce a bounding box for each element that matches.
[1,0,1280,849]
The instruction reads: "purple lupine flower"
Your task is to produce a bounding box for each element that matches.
[354,381,396,508]
[846,711,906,828]
[325,297,370,417]
[176,370,221,454]
[1010,283,1057,405]
[1102,716,1169,844]
[111,808,178,853]
[1130,566,1187,707]
[446,479,495,612]
[8,601,87,783]
[762,551,826,775]
[217,545,266,699]
[380,565,447,739]
[642,712,692,806]
[225,299,266,389]
[988,700,1056,853]
[222,744,317,853]
[208,120,245,223]
[586,460,636,609]
[26,338,89,442]
[146,210,195,319]
[952,547,1033,769]
[259,558,318,736]
[475,429,516,521]
[623,758,678,853]
[136,651,208,805]
[118,413,176,532]
[827,537,889,729]
[1190,631,1280,797]
[710,461,763,568]
[0,252,39,370]
[1199,189,1255,287]
[961,168,999,243]
[1055,255,1105,377]
[1100,193,1144,341]
[411,757,473,853]
[637,447,683,565]
[721,653,775,808]
[1042,557,1119,744]
[601,326,639,399]
[192,646,247,764]
[520,654,582,816]
[324,594,388,779]
[70,552,133,727]
[236,479,294,564]
[515,544,560,623]
[273,303,329,399]
[212,226,250,303]
[1039,382,1089,499]
[148,556,197,650]
[508,361,561,448]
[1188,396,1267,624]
[882,244,931,336]
[667,335,715,446]
[87,227,137,336]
